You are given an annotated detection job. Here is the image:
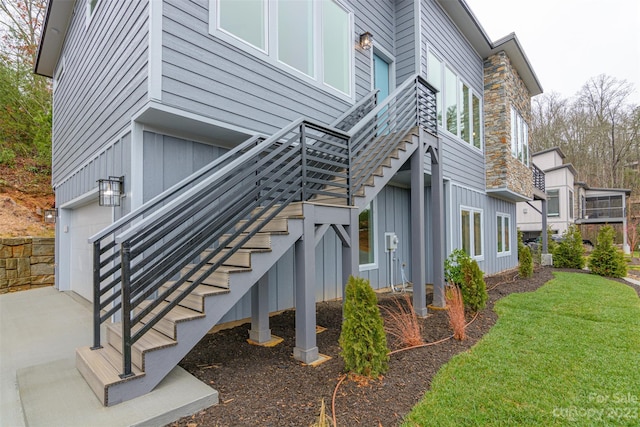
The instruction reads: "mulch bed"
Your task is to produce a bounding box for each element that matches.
[171,266,638,426]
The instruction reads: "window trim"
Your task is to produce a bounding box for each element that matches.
[426,48,483,152]
[209,0,355,102]
[85,0,100,26]
[496,212,511,257]
[359,199,378,271]
[460,205,484,261]
[547,189,560,217]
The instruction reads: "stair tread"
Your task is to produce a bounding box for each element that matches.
[107,322,176,353]
[138,300,205,324]
[77,346,143,389]
[185,264,252,274]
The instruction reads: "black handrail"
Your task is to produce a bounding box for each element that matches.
[532,164,545,192]
[90,74,437,378]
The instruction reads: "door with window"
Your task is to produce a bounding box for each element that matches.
[373,52,393,135]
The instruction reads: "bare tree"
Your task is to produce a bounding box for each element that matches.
[578,74,636,187]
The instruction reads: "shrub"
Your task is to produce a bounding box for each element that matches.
[339,276,389,377]
[517,230,533,277]
[0,147,15,166]
[444,249,471,286]
[553,225,585,269]
[460,257,488,312]
[519,245,533,278]
[588,226,627,278]
[445,284,466,340]
[380,294,423,349]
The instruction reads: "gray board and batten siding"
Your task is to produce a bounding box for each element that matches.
[52,0,149,186]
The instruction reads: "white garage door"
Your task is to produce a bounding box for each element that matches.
[70,201,112,302]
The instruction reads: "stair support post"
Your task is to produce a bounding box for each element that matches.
[341,208,359,299]
[410,135,427,317]
[249,273,272,344]
[293,205,320,364]
[428,132,446,308]
[120,241,134,378]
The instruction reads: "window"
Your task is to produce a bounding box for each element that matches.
[497,214,511,255]
[568,190,574,219]
[510,107,529,166]
[86,0,100,24]
[461,207,483,259]
[427,50,482,150]
[548,189,559,217]
[211,0,353,98]
[359,202,375,267]
[219,0,266,50]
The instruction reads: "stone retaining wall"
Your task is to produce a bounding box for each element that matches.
[0,237,55,293]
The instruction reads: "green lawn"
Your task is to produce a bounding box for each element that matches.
[404,272,640,426]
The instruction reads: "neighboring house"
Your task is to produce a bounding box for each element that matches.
[35,0,542,406]
[518,148,577,238]
[517,147,631,252]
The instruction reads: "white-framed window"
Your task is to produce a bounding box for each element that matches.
[210,0,354,99]
[496,213,511,256]
[426,49,482,150]
[461,206,483,260]
[548,189,559,217]
[359,201,377,270]
[510,106,529,166]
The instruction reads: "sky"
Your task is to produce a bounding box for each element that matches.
[465,0,640,104]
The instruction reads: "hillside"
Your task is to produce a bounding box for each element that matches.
[0,158,55,237]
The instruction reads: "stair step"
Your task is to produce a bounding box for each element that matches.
[223,232,274,249]
[201,248,260,268]
[237,217,289,233]
[252,202,303,219]
[106,322,177,371]
[182,264,252,287]
[76,345,143,406]
[135,300,205,339]
[159,282,229,312]
[310,196,349,206]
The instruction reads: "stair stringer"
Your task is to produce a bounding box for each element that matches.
[354,132,421,210]
[104,219,303,406]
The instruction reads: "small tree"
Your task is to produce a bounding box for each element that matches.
[339,276,389,377]
[460,257,488,312]
[444,249,471,286]
[553,225,585,269]
[589,226,628,278]
[517,230,533,277]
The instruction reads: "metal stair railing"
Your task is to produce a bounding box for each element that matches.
[347,74,437,200]
[88,73,437,379]
[88,90,378,358]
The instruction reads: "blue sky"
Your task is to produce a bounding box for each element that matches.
[466,0,640,104]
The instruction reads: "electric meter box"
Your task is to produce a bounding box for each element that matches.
[385,232,399,251]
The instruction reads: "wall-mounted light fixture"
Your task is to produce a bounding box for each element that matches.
[98,176,124,207]
[359,32,373,50]
[44,208,57,223]
[523,208,528,214]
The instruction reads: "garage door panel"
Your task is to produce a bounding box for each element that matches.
[70,202,112,302]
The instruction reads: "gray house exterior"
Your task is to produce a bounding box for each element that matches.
[36,0,543,405]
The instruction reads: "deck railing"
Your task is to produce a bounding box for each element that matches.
[533,163,545,192]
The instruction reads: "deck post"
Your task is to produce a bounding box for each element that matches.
[249,273,271,344]
[411,135,427,316]
[341,208,359,301]
[541,198,549,254]
[429,132,446,308]
[293,204,319,364]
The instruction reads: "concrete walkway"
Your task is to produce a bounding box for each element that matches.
[0,287,218,427]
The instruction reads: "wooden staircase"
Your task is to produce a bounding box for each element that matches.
[77,204,304,406]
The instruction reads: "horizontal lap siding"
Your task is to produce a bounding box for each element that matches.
[52,0,149,185]
[449,184,518,275]
[395,0,417,84]
[420,0,486,191]
[162,0,358,135]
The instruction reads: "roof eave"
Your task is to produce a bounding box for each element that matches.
[34,0,75,78]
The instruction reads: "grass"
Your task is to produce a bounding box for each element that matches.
[404,272,640,426]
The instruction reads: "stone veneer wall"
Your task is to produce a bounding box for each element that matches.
[0,237,55,293]
[484,51,533,198]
